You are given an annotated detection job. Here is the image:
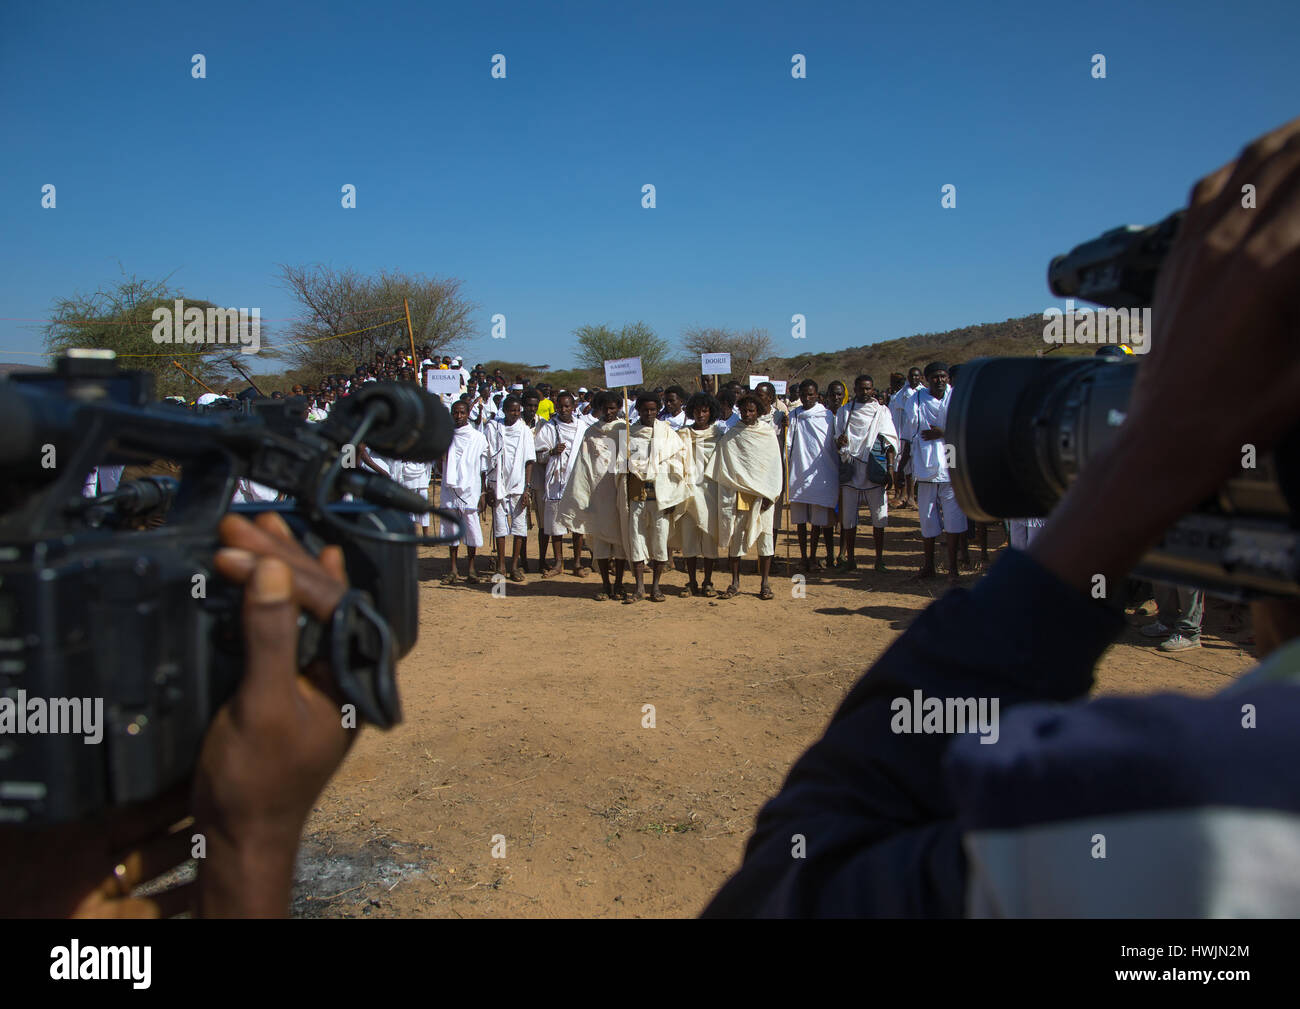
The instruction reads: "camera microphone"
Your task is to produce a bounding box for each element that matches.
[323,383,451,462]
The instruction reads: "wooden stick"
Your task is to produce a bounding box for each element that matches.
[227,356,263,396]
[783,410,793,570]
[172,359,216,395]
[623,386,632,522]
[404,297,418,382]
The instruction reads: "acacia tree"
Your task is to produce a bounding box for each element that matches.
[572,321,672,384]
[278,264,477,376]
[42,273,250,398]
[680,326,774,375]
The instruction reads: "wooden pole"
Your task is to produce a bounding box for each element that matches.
[172,360,216,395]
[783,410,793,572]
[623,385,632,515]
[227,357,263,397]
[403,298,418,383]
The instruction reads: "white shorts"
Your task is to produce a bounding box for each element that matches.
[404,484,430,526]
[918,482,968,538]
[592,537,625,560]
[728,502,774,558]
[790,502,833,527]
[626,498,670,563]
[543,499,569,537]
[841,484,887,529]
[679,514,717,559]
[493,494,529,538]
[441,507,484,548]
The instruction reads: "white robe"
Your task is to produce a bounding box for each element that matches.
[835,398,899,489]
[442,425,489,509]
[787,403,839,509]
[557,419,625,547]
[536,417,583,502]
[710,421,783,555]
[484,420,535,497]
[901,388,953,483]
[673,424,721,556]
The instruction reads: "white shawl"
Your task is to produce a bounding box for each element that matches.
[710,421,783,554]
[443,425,488,507]
[788,403,839,509]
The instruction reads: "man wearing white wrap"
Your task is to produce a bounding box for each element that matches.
[557,392,630,601]
[536,391,589,578]
[673,392,724,597]
[484,396,535,583]
[898,361,967,584]
[712,394,783,600]
[835,374,899,573]
[787,379,839,572]
[621,390,690,603]
[391,454,434,536]
[889,367,924,508]
[441,400,490,584]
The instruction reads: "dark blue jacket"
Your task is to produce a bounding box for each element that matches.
[703,549,1300,916]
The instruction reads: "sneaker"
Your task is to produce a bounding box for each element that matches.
[1140,620,1171,638]
[1158,633,1201,652]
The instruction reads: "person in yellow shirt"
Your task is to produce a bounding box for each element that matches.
[536,383,556,421]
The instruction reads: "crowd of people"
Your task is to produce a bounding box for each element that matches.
[427,362,996,600]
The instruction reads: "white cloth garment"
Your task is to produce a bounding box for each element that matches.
[835,398,899,489]
[889,382,921,440]
[442,425,489,509]
[901,387,953,483]
[557,419,625,549]
[535,417,582,502]
[710,421,783,556]
[485,419,536,497]
[787,403,839,509]
[674,424,721,558]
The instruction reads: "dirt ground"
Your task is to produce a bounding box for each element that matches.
[290,504,1257,918]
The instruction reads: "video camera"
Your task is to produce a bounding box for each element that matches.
[948,212,1300,598]
[0,353,456,826]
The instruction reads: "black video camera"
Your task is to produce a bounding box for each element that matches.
[0,353,456,826]
[948,213,1300,598]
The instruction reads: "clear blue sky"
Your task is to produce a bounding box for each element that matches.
[2,0,1297,372]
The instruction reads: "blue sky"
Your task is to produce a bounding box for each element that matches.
[2,0,1297,372]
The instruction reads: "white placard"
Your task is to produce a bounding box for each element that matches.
[425,369,463,397]
[747,374,769,390]
[772,380,788,395]
[701,352,731,375]
[604,357,643,387]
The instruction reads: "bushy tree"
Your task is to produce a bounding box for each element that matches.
[278,264,477,376]
[572,321,672,383]
[680,326,774,375]
[42,272,250,399]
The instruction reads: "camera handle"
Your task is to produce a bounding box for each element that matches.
[298,589,402,729]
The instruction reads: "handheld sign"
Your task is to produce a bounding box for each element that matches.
[772,380,788,395]
[426,369,462,397]
[701,352,731,376]
[604,357,643,388]
[748,374,769,390]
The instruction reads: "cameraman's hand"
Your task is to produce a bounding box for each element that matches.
[196,512,354,917]
[1125,115,1300,502]
[1032,115,1300,594]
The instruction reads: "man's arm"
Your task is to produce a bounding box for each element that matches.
[703,548,1120,916]
[707,115,1300,917]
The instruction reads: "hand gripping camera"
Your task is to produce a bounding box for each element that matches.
[948,213,1300,598]
[0,353,456,826]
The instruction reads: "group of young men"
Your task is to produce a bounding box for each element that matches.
[430,359,984,599]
